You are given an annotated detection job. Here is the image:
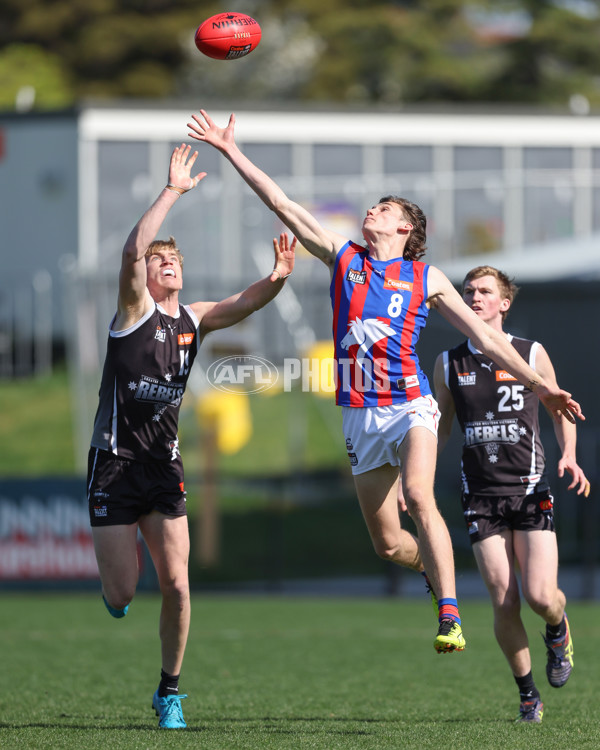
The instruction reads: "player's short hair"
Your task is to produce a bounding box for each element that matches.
[145,236,184,267]
[462,266,519,321]
[378,196,427,261]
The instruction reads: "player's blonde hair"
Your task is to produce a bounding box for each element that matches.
[462,266,519,321]
[145,236,184,267]
[378,195,427,261]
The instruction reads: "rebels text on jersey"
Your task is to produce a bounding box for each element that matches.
[443,336,549,496]
[91,302,200,461]
[330,241,432,407]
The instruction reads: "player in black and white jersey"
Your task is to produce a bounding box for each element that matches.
[87,143,295,729]
[433,266,590,724]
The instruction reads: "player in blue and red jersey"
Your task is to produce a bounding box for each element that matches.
[189,109,585,655]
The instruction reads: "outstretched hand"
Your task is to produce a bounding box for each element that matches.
[538,387,584,425]
[557,454,591,497]
[169,143,207,191]
[187,109,235,151]
[271,233,296,282]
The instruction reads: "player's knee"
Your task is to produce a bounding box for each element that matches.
[161,576,190,608]
[493,590,520,618]
[104,588,134,611]
[523,588,555,614]
[373,540,402,562]
[403,489,436,524]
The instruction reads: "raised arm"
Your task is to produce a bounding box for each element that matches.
[193,233,296,338]
[427,265,585,425]
[187,109,347,268]
[533,345,590,497]
[116,144,206,329]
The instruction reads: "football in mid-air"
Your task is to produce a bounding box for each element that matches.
[194,12,261,60]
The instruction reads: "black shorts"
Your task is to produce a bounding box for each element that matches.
[461,489,555,545]
[87,447,187,526]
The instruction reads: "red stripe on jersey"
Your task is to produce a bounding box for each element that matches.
[342,258,372,407]
[371,259,402,406]
[331,246,355,344]
[399,262,424,399]
[369,318,391,405]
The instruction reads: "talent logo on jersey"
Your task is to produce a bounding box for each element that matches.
[496,370,517,381]
[347,268,367,284]
[93,505,108,517]
[458,371,477,386]
[155,327,166,343]
[383,277,413,292]
[178,332,195,346]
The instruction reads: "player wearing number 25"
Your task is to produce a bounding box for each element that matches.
[434,267,590,723]
[187,110,585,655]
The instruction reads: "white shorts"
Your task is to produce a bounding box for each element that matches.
[342,396,440,475]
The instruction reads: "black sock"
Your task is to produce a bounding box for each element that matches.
[158,669,180,698]
[546,615,566,641]
[514,671,540,702]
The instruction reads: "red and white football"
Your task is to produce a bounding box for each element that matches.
[194,12,261,60]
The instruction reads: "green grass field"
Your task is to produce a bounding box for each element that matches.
[0,594,598,750]
[0,370,347,478]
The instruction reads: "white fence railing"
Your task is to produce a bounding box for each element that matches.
[0,271,54,378]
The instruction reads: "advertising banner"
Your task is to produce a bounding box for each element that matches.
[0,478,98,581]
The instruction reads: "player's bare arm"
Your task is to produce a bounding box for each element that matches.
[534,344,591,497]
[187,110,347,267]
[194,234,296,338]
[427,265,584,425]
[433,352,456,455]
[116,144,207,330]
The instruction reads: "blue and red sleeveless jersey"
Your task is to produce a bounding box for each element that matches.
[330,241,432,407]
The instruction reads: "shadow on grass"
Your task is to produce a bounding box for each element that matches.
[0,714,505,734]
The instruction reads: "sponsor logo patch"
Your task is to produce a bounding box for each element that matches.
[496,370,517,381]
[178,333,195,346]
[458,371,477,386]
[383,277,413,292]
[345,438,359,466]
[397,374,419,390]
[347,269,367,284]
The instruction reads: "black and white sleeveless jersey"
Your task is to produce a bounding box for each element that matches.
[441,336,548,496]
[91,302,200,462]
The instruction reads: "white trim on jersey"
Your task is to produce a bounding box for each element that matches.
[182,304,201,353]
[110,378,118,454]
[108,305,156,338]
[442,350,450,388]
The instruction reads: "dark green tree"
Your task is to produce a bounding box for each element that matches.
[1,0,599,109]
